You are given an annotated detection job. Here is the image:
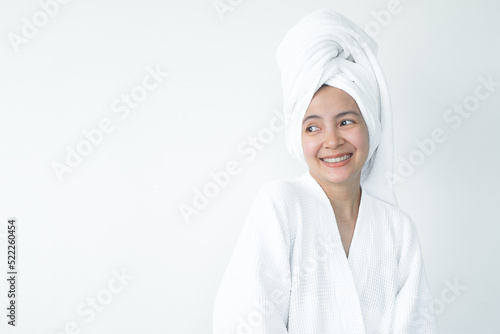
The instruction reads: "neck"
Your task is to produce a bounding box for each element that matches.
[310,172,362,223]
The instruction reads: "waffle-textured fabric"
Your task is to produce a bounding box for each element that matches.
[212,172,439,333]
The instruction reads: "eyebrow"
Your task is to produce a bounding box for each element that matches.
[302,111,360,125]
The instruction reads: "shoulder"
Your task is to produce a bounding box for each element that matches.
[366,191,414,226]
[364,191,420,242]
[247,176,305,225]
[243,177,306,247]
[254,176,304,207]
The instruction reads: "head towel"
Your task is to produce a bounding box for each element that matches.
[276,9,398,207]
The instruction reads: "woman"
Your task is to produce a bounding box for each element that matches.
[213,9,439,333]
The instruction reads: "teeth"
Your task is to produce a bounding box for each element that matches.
[322,154,352,163]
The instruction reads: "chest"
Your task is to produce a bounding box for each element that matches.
[336,220,356,257]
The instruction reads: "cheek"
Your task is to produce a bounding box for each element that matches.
[301,136,320,158]
[349,128,369,153]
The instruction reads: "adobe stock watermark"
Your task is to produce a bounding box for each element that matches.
[178,108,285,224]
[412,277,467,329]
[7,0,73,54]
[219,235,342,334]
[363,0,404,38]
[52,64,169,182]
[213,0,244,20]
[47,267,134,334]
[386,74,499,185]
[221,298,277,334]
[287,236,344,292]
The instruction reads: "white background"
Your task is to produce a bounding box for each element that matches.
[1,0,499,333]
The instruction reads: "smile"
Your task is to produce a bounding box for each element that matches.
[321,153,353,163]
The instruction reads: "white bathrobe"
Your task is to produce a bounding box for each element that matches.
[212,172,439,333]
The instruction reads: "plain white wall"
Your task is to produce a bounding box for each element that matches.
[0,0,499,333]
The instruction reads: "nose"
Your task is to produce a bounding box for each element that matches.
[322,127,344,149]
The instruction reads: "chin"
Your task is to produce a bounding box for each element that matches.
[316,165,361,184]
[311,168,347,184]
[322,175,351,185]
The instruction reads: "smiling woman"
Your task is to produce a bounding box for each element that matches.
[213,8,439,334]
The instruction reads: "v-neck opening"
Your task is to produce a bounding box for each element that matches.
[348,185,365,259]
[300,172,367,265]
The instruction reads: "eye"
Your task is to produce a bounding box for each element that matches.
[340,119,354,126]
[306,125,319,132]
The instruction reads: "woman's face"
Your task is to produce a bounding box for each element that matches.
[301,85,369,187]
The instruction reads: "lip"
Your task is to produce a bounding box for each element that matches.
[320,153,353,167]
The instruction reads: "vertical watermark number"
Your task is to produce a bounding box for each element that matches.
[6,218,18,326]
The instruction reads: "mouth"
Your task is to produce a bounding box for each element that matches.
[320,153,353,163]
